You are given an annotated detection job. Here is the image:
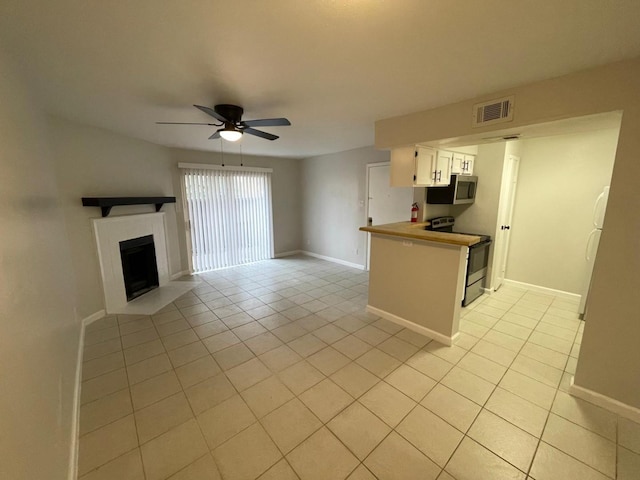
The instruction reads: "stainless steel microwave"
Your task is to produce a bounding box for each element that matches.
[426,175,477,205]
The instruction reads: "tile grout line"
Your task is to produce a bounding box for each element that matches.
[158,272,337,477]
[518,296,604,478]
[120,315,149,480]
[80,288,504,476]
[170,270,368,478]
[443,289,542,477]
[356,291,525,478]
[78,264,604,480]
[438,289,600,477]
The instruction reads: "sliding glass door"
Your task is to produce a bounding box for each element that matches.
[180,164,274,273]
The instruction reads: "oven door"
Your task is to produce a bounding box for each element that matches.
[467,240,491,285]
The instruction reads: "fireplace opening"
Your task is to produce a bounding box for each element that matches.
[120,235,159,301]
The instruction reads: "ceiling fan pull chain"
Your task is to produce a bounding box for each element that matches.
[240,143,244,167]
[220,137,225,167]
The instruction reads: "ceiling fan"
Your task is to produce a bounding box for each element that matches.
[157,104,291,141]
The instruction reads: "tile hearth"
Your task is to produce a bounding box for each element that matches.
[78,255,640,480]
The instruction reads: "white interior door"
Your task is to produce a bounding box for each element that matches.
[493,155,520,290]
[366,164,413,269]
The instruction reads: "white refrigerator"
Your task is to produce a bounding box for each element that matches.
[579,186,609,316]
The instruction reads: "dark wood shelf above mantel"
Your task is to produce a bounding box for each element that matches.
[81,196,177,217]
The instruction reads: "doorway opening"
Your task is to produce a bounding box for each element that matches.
[421,111,621,303]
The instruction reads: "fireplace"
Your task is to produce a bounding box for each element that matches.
[92,212,196,315]
[92,212,172,313]
[120,234,159,301]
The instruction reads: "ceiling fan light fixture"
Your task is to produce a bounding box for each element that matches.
[219,127,242,142]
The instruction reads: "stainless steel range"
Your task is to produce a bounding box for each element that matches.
[426,216,492,306]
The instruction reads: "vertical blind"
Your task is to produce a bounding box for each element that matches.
[180,164,274,273]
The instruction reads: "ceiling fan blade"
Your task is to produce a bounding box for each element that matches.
[241,118,291,127]
[243,127,279,141]
[194,104,228,123]
[208,130,221,140]
[156,122,219,125]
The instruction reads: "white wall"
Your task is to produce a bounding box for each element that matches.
[301,146,389,266]
[169,148,302,258]
[0,46,80,480]
[506,128,619,293]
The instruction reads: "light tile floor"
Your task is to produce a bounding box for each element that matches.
[78,255,640,479]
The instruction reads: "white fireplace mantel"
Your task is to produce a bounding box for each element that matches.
[92,212,188,314]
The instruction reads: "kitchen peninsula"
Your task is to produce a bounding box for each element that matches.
[360,222,481,345]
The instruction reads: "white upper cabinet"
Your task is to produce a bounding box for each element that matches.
[434,150,453,185]
[390,146,452,187]
[451,152,475,175]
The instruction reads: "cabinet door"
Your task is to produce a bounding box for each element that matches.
[463,154,475,175]
[464,155,475,175]
[451,152,465,175]
[415,146,437,186]
[434,150,452,185]
[390,146,417,187]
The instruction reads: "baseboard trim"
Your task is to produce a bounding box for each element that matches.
[274,250,302,258]
[366,305,458,346]
[300,251,365,270]
[170,270,190,280]
[69,310,106,480]
[503,279,581,301]
[82,309,106,327]
[569,377,640,424]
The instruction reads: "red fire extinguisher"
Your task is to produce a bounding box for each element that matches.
[411,203,419,223]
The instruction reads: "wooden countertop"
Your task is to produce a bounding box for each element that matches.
[360,221,481,246]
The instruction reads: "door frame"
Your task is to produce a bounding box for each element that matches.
[364,162,392,271]
[493,154,520,290]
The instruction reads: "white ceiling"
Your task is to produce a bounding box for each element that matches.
[1,0,639,158]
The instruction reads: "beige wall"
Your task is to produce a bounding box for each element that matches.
[48,119,304,319]
[169,148,302,259]
[375,57,640,409]
[301,146,390,266]
[507,129,619,293]
[49,117,183,319]
[452,141,510,290]
[368,234,466,339]
[0,47,80,479]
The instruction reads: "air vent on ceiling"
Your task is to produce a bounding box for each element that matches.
[472,96,514,128]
